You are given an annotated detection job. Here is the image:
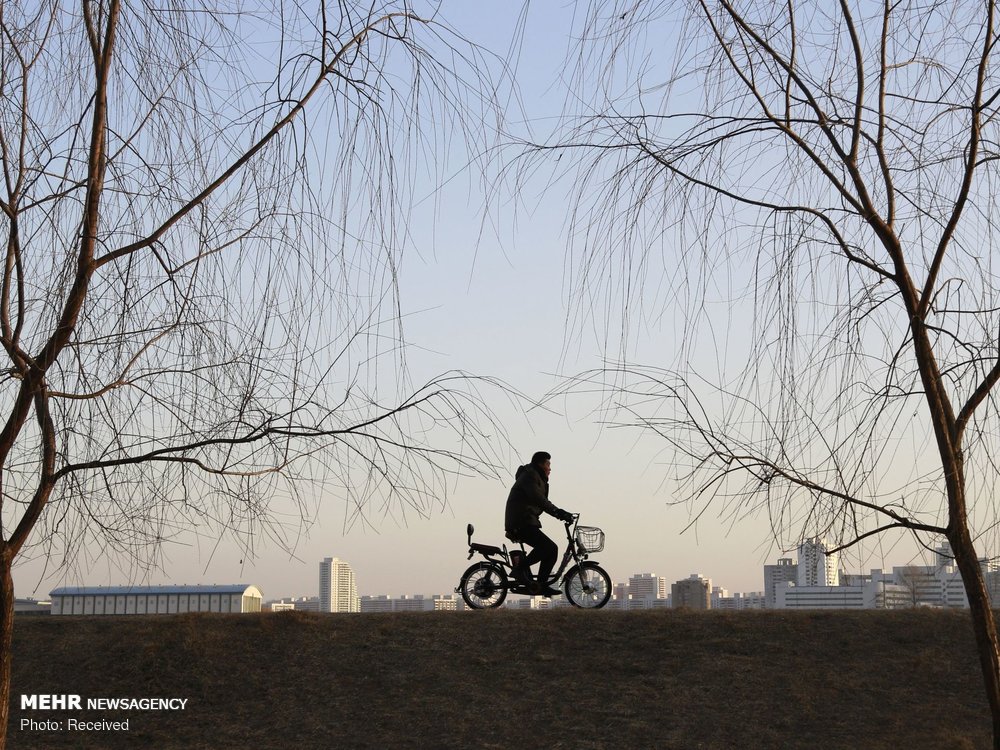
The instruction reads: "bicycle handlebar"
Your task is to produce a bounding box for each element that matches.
[562,513,580,540]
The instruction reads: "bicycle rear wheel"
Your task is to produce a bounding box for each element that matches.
[564,562,611,609]
[459,562,508,609]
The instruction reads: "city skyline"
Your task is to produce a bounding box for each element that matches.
[254,535,967,605]
[31,535,982,614]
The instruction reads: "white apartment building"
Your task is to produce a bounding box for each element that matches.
[392,595,431,612]
[892,566,945,606]
[629,573,668,601]
[883,565,969,608]
[610,575,670,609]
[608,594,671,610]
[319,557,359,613]
[713,591,765,610]
[797,538,840,587]
[710,586,729,609]
[431,595,462,611]
[942,574,969,607]
[360,595,394,613]
[772,555,972,610]
[502,597,551,610]
[740,592,766,609]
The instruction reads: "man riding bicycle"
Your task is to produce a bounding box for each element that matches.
[504,451,574,597]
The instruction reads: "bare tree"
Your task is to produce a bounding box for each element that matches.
[527,0,1000,745]
[0,1,508,744]
[893,566,929,607]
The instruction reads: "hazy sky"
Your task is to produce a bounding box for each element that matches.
[14,2,940,601]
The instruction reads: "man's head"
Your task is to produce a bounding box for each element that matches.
[531,451,551,478]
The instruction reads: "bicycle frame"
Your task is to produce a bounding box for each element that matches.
[464,516,591,589]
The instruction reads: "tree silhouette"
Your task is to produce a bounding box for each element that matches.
[0,2,506,745]
[531,1,1000,745]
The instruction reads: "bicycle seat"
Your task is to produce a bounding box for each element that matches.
[469,542,504,556]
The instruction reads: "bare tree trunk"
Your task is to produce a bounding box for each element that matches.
[950,523,1000,748]
[0,547,14,745]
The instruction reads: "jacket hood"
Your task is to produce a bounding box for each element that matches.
[515,463,547,482]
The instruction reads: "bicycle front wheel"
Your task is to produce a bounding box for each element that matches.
[459,562,508,609]
[564,562,612,609]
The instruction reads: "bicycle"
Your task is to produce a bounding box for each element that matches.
[456,514,612,609]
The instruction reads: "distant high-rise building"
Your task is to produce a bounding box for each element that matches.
[797,538,839,587]
[671,574,711,610]
[763,558,798,608]
[628,573,667,601]
[319,557,359,613]
[935,540,955,572]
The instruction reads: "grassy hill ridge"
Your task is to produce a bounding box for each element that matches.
[6,609,991,749]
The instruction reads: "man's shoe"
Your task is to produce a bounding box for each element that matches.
[538,585,562,598]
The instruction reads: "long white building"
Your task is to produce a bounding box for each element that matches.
[319,557,359,613]
[774,580,911,609]
[49,584,263,615]
[359,594,462,612]
[265,596,320,612]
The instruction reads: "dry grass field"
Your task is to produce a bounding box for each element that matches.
[5,608,992,749]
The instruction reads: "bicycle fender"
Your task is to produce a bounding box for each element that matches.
[562,560,603,580]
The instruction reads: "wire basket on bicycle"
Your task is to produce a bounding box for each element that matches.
[575,525,605,554]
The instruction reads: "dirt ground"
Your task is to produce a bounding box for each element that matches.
[5,608,992,749]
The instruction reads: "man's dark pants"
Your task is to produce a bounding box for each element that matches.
[515,525,558,587]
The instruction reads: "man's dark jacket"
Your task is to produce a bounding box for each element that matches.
[505,463,561,536]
